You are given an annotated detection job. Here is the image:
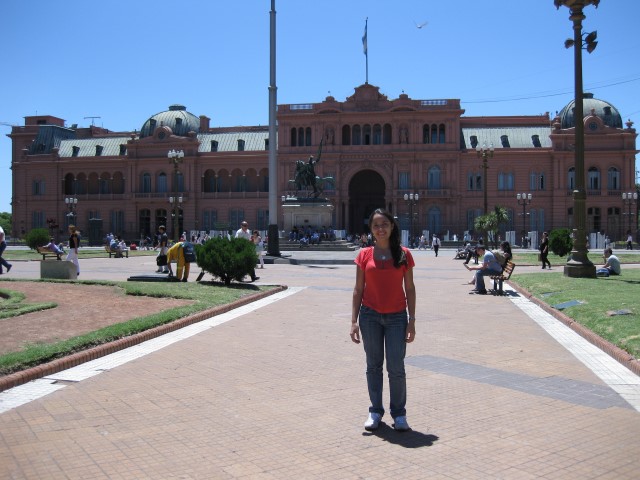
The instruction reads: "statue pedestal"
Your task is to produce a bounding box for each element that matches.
[282,197,334,233]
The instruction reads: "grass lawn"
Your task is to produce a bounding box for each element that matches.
[510,269,640,360]
[511,251,640,267]
[2,248,158,261]
[0,279,277,376]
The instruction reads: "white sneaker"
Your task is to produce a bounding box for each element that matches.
[364,412,382,431]
[393,415,410,432]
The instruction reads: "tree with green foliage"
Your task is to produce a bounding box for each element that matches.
[196,236,258,286]
[0,212,11,236]
[549,228,573,257]
[474,206,510,250]
[24,228,50,251]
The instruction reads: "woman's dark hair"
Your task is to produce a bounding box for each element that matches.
[368,208,407,267]
[500,241,512,254]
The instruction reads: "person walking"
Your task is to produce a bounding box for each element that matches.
[627,232,633,250]
[0,231,12,275]
[156,226,169,273]
[350,208,416,432]
[235,221,259,282]
[66,225,80,277]
[252,230,265,269]
[432,234,441,257]
[539,231,551,269]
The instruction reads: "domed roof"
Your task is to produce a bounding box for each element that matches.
[558,93,622,129]
[139,104,200,138]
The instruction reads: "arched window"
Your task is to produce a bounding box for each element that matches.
[568,167,575,191]
[175,172,184,193]
[427,166,441,190]
[141,173,151,193]
[139,209,151,236]
[588,167,600,191]
[438,124,446,143]
[342,125,351,145]
[305,127,312,146]
[203,170,216,193]
[422,124,430,144]
[352,125,362,145]
[99,173,111,194]
[64,173,75,195]
[363,124,372,145]
[427,207,441,235]
[607,167,620,191]
[468,171,482,191]
[112,172,125,194]
[431,124,438,144]
[298,127,304,147]
[157,172,168,193]
[372,124,382,145]
[290,128,297,146]
[383,124,392,144]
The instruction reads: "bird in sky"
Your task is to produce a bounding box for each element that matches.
[414,20,428,29]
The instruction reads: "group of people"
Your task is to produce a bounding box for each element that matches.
[106,233,128,258]
[465,241,512,295]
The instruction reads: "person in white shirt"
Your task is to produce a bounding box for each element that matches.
[235,221,259,282]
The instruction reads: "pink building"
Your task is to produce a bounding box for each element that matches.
[9,84,637,244]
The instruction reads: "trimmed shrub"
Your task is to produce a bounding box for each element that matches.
[196,236,258,285]
[549,228,573,257]
[24,228,50,251]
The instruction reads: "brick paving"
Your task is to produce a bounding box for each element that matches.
[0,250,639,479]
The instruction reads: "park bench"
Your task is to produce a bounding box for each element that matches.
[105,245,129,258]
[36,246,63,261]
[490,260,516,295]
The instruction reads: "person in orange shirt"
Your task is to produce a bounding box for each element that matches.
[350,208,416,432]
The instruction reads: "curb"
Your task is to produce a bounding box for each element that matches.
[0,285,287,393]
[508,281,640,377]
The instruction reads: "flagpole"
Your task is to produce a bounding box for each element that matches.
[362,18,368,84]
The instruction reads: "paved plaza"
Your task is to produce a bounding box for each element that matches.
[1,250,639,479]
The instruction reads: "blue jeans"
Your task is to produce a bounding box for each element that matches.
[358,305,408,418]
[474,268,501,290]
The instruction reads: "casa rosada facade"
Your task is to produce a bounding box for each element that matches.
[8,83,638,245]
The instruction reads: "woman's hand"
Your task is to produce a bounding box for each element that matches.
[350,322,360,344]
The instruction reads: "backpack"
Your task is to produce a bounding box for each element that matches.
[181,242,196,263]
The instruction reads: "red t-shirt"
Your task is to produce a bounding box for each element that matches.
[355,246,414,313]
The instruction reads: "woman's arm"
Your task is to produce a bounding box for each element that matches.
[404,267,416,343]
[350,266,365,344]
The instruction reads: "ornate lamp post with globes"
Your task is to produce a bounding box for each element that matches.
[167,149,185,242]
[403,192,419,247]
[555,0,599,278]
[476,143,494,215]
[622,191,638,239]
[516,193,532,247]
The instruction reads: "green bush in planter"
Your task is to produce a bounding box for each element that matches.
[196,236,258,285]
[24,228,50,251]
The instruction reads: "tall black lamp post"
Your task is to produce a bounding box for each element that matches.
[555,0,598,278]
[403,192,419,247]
[167,149,185,242]
[476,143,494,215]
[516,193,532,247]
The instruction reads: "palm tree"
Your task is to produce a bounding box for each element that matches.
[474,206,509,250]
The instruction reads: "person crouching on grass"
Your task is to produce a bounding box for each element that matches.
[350,208,416,432]
[166,236,191,282]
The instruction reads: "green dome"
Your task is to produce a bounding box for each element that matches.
[558,93,622,129]
[140,104,200,138]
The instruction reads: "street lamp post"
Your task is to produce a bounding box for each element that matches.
[64,197,78,225]
[555,0,598,278]
[167,149,185,242]
[516,193,532,247]
[476,143,494,215]
[622,192,638,237]
[403,192,419,247]
[168,195,183,241]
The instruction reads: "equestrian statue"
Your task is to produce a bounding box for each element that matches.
[289,139,335,198]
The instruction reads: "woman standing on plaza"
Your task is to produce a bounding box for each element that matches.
[66,225,80,276]
[350,208,416,432]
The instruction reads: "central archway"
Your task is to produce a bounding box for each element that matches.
[348,169,386,234]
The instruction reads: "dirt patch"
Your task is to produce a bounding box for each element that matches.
[0,282,193,355]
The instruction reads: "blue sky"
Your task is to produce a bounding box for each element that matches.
[1,0,639,214]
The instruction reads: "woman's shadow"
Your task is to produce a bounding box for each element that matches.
[363,421,439,448]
